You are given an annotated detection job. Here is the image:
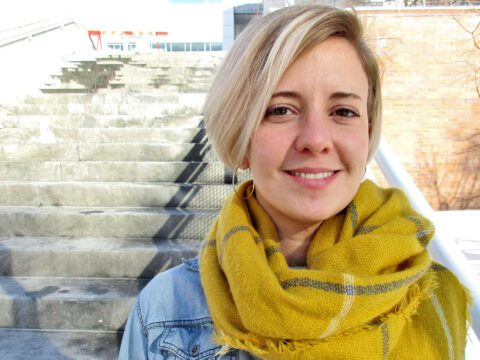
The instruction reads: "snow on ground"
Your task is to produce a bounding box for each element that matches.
[433,210,480,276]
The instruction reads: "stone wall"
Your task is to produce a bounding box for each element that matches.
[357,7,480,209]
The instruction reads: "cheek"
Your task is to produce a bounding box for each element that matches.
[249,128,289,165]
[351,124,370,149]
[339,129,370,164]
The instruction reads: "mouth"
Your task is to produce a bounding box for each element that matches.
[288,170,335,180]
[283,168,339,188]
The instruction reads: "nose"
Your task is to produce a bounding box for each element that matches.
[294,113,333,154]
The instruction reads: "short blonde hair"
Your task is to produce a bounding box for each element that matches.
[204,5,382,169]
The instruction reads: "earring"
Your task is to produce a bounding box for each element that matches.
[232,167,255,199]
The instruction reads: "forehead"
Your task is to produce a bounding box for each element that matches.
[275,37,369,98]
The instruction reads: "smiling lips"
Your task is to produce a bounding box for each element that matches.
[290,170,334,180]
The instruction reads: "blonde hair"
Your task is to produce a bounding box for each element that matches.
[204,5,382,169]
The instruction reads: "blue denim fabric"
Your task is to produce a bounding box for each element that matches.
[119,258,257,360]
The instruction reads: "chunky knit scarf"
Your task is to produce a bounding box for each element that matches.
[200,180,468,359]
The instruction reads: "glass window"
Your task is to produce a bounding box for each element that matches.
[108,43,123,51]
[210,43,222,51]
[191,42,205,51]
[172,42,186,52]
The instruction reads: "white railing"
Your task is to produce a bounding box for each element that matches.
[0,16,78,48]
[375,138,480,343]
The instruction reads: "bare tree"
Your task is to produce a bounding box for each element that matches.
[450,5,480,208]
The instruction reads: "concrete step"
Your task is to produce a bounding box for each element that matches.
[111,80,214,93]
[24,94,93,104]
[0,236,198,278]
[2,102,204,117]
[114,66,216,79]
[40,86,92,94]
[0,127,206,144]
[24,91,183,105]
[0,276,145,330]
[116,70,216,83]
[0,142,216,161]
[0,161,236,183]
[0,182,230,208]
[80,142,216,161]
[132,53,224,66]
[0,114,204,129]
[0,206,218,239]
[0,328,120,360]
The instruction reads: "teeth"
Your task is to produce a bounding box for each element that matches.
[292,171,334,179]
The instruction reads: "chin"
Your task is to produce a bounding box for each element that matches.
[291,210,338,226]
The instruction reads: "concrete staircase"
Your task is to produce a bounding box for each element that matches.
[0,51,244,359]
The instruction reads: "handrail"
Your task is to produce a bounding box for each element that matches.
[0,16,78,48]
[375,137,480,339]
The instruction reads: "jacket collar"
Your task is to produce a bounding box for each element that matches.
[183,257,200,272]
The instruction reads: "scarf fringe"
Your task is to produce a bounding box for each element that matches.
[463,283,473,331]
[393,270,437,322]
[215,335,319,358]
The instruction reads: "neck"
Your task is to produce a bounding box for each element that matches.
[278,224,321,267]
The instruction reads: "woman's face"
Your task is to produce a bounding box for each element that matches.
[243,37,370,236]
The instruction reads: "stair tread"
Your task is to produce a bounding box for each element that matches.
[0,180,228,186]
[0,276,147,299]
[0,205,218,214]
[0,328,120,360]
[0,235,200,251]
[0,236,199,278]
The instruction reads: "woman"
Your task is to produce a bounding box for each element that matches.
[120,5,469,359]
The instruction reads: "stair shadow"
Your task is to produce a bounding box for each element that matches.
[140,129,216,281]
[0,239,74,360]
[116,118,232,348]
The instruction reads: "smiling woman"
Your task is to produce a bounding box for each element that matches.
[119,5,469,360]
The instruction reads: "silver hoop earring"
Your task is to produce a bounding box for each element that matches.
[232,167,255,200]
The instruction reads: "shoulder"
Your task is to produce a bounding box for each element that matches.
[123,258,236,359]
[137,257,211,325]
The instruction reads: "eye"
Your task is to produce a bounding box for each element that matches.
[265,105,295,117]
[331,107,359,118]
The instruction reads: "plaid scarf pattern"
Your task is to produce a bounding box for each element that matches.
[200,180,469,359]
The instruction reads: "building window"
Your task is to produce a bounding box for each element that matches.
[150,42,221,52]
[172,42,186,51]
[191,42,205,51]
[108,43,123,51]
[210,42,222,51]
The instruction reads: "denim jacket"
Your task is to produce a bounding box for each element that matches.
[119,258,257,360]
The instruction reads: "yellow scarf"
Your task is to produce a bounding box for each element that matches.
[200,180,468,359]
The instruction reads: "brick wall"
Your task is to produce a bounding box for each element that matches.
[357,7,480,209]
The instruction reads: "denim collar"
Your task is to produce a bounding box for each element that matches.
[183,257,200,272]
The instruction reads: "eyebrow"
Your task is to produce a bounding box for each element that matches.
[329,91,363,101]
[270,91,299,99]
[270,91,363,101]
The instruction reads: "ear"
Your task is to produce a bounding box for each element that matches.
[240,155,249,170]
